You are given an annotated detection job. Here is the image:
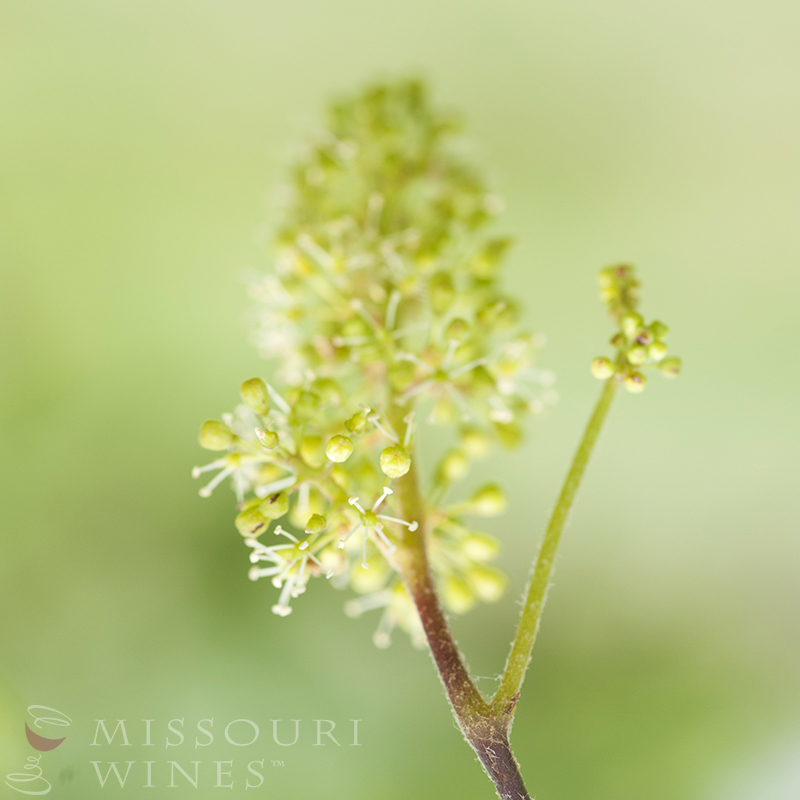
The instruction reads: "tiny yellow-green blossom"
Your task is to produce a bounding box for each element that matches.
[305,513,327,535]
[648,341,668,362]
[659,356,682,377]
[590,357,615,380]
[240,377,270,417]
[326,435,354,463]
[439,449,469,483]
[596,265,681,394]
[300,435,325,468]
[195,80,558,633]
[468,564,508,603]
[380,446,412,479]
[650,320,669,339]
[627,345,647,365]
[460,426,491,459]
[261,492,290,519]
[199,420,235,450]
[469,484,507,516]
[236,499,270,538]
[625,372,647,393]
[255,428,279,449]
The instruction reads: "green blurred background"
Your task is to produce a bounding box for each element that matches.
[1,0,799,797]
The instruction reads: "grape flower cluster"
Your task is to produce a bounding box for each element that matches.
[590,264,681,390]
[193,80,558,646]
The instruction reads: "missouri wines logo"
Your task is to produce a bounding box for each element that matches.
[5,705,71,795]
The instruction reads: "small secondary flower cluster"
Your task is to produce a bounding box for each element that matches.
[590,264,681,391]
[194,81,548,643]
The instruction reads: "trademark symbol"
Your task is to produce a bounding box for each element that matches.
[271,761,284,767]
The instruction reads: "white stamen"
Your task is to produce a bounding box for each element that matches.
[248,564,282,579]
[297,233,336,272]
[348,497,366,515]
[198,465,234,497]
[398,379,434,404]
[372,523,397,554]
[361,530,369,570]
[344,590,391,618]
[254,475,297,498]
[377,515,418,534]
[266,383,292,415]
[274,525,299,543]
[373,609,394,649]
[372,486,393,511]
[444,383,473,421]
[306,552,334,578]
[403,412,415,448]
[395,351,434,374]
[368,414,399,443]
[192,458,227,479]
[339,523,363,549]
[449,357,488,379]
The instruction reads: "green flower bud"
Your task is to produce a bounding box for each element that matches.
[199,420,235,450]
[345,411,368,433]
[296,390,320,416]
[627,346,647,365]
[443,576,476,614]
[439,449,469,482]
[380,445,412,479]
[494,420,523,449]
[659,356,681,378]
[469,484,507,516]
[235,499,269,537]
[468,565,508,603]
[300,435,324,468]
[430,395,459,425]
[471,237,512,280]
[590,357,614,380]
[326,435,354,463]
[621,313,644,338]
[609,332,626,349]
[260,492,290,519]
[305,513,327,535]
[647,340,668,362]
[460,426,491,459]
[312,378,341,405]
[240,377,270,417]
[462,531,501,561]
[256,462,283,484]
[624,371,647,393]
[445,317,470,343]
[255,428,279,449]
[649,320,669,339]
[494,301,519,330]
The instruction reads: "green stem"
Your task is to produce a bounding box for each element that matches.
[388,405,531,800]
[491,376,619,714]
